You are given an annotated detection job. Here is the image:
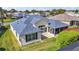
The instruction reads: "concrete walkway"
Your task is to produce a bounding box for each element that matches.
[42,32,54,38]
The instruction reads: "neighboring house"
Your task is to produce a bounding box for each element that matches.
[11,12,26,19]
[12,13,24,19]
[66,12,79,17]
[10,15,68,46]
[0,14,7,19]
[48,13,79,26]
[10,15,48,45]
[70,20,79,26]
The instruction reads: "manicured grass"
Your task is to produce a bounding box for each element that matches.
[22,38,58,51]
[56,30,79,49]
[0,28,21,51]
[0,18,16,23]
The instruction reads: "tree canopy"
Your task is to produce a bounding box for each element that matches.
[50,9,65,15]
[75,9,79,13]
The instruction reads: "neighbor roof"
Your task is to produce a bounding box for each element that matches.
[48,19,69,29]
[48,13,79,21]
[14,13,24,17]
[11,15,45,36]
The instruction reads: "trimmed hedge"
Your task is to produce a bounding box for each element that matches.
[56,30,79,49]
[69,25,79,28]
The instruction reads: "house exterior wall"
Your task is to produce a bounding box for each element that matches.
[70,21,79,26]
[19,32,41,46]
[35,18,48,27]
[61,21,70,25]
[35,18,48,33]
[10,25,22,46]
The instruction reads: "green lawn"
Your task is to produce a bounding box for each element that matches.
[0,27,21,51]
[0,18,16,23]
[56,30,79,49]
[22,38,58,51]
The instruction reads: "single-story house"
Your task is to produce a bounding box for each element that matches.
[11,12,27,19]
[10,15,48,45]
[70,20,79,26]
[10,15,69,46]
[13,13,24,19]
[48,13,79,26]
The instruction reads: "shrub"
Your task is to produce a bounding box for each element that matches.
[0,48,6,51]
[69,25,79,28]
[56,30,79,49]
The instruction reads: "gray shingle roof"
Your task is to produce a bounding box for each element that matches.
[11,15,44,36]
[21,23,40,35]
[48,13,79,21]
[14,13,24,17]
[48,19,69,29]
[11,15,69,36]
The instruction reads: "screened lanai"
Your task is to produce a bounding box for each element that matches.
[48,19,69,35]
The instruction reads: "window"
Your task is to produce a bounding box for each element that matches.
[39,25,45,28]
[25,34,31,42]
[38,25,47,32]
[25,32,38,42]
[48,23,51,25]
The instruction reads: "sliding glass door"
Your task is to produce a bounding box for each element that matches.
[25,32,38,42]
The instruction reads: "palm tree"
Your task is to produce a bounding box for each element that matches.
[0,7,4,26]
